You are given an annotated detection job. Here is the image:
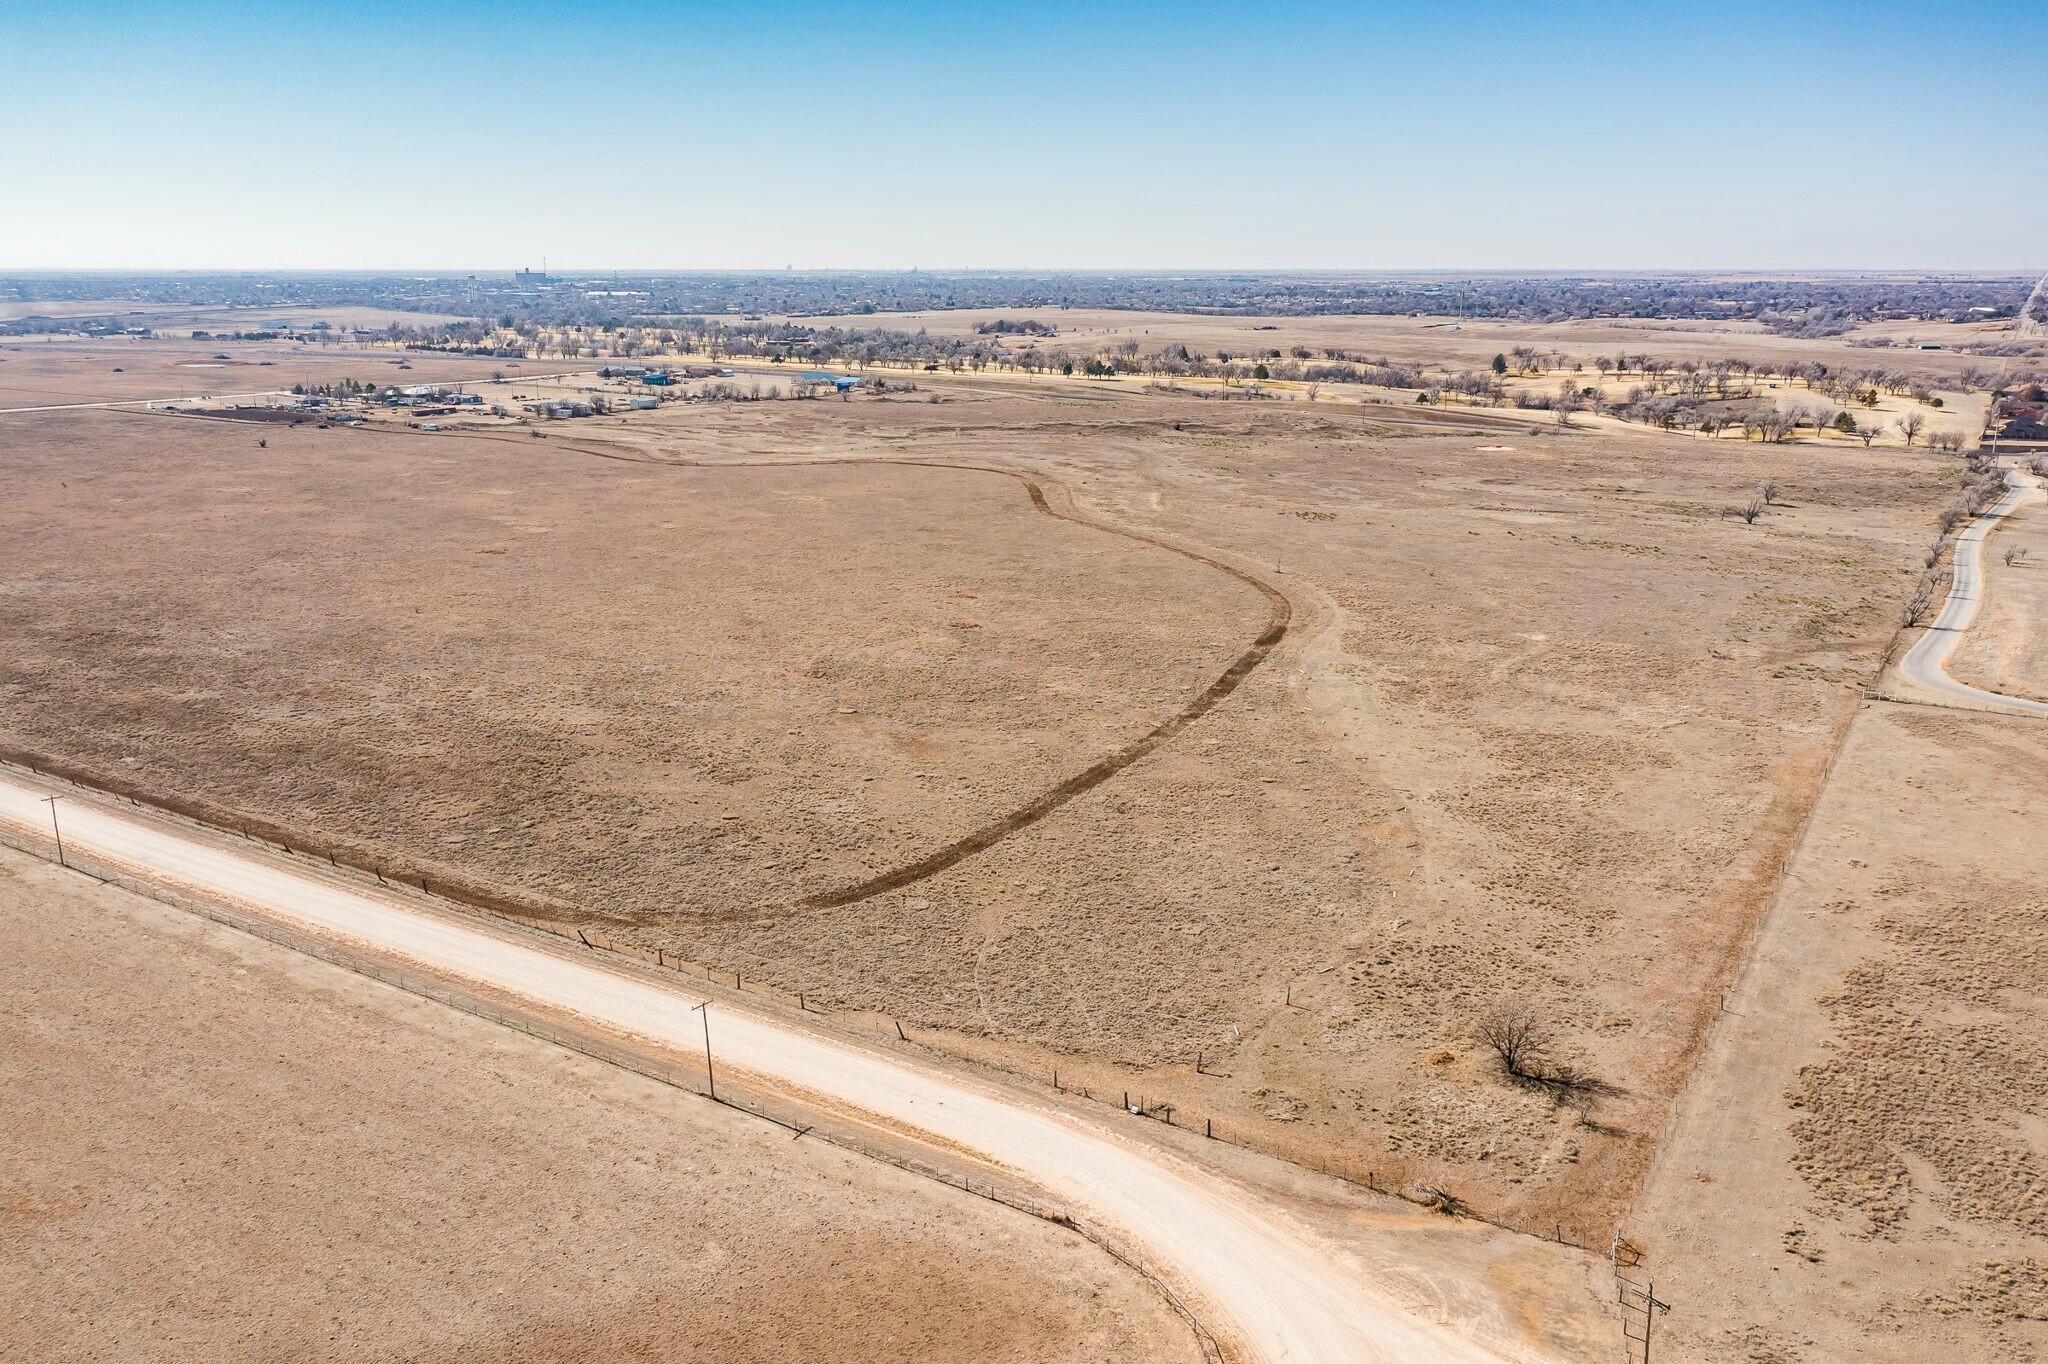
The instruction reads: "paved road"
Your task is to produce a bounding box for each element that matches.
[2018,270,2048,340]
[0,774,1532,1364]
[1896,464,2048,718]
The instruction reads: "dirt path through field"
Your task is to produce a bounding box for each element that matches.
[400,424,1297,911]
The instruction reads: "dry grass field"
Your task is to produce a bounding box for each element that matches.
[1628,700,2048,1363]
[0,842,1190,1363]
[0,336,520,409]
[783,307,2034,382]
[0,358,1958,1257]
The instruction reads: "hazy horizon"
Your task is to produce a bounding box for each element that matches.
[3,266,2040,278]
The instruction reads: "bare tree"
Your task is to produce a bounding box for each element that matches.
[1476,1007,1551,1079]
[1761,481,1782,506]
[1475,1005,1613,1109]
[1897,411,1927,447]
[1902,577,1938,627]
[1740,497,1765,524]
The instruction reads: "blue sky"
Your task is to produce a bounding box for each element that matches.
[2,0,2041,270]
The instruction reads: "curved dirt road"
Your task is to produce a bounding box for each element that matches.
[1895,464,2048,718]
[378,424,1296,914]
[0,774,1535,1364]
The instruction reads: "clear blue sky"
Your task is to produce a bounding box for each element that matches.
[3,0,2041,271]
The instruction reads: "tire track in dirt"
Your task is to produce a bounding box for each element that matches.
[422,426,1294,911]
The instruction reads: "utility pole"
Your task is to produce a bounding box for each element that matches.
[42,795,65,868]
[692,1001,715,1100]
[1619,1275,1668,1362]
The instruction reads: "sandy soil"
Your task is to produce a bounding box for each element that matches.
[1626,701,2048,1362]
[0,336,524,408]
[0,368,1950,1247]
[0,842,1192,1363]
[784,308,2025,381]
[1949,487,2048,702]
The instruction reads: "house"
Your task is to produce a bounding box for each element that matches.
[801,370,860,392]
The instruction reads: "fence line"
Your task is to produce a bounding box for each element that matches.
[0,754,1609,1256]
[0,815,1224,1363]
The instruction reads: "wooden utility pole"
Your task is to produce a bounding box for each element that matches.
[691,1001,715,1100]
[1618,1275,1668,1362]
[41,795,65,868]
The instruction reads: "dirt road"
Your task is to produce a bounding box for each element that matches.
[1895,464,2048,717]
[0,771,1547,1364]
[0,389,289,413]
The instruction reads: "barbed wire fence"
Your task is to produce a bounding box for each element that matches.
[0,796,1226,1363]
[1,753,1632,1274]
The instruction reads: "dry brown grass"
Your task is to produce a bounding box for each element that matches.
[1629,703,2048,1362]
[0,364,1954,1245]
[0,335,521,408]
[0,842,1190,1363]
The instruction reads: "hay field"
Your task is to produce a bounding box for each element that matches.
[0,844,1186,1363]
[0,368,1951,1244]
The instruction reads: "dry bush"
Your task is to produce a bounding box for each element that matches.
[1740,497,1765,524]
[1416,1185,1469,1217]
[1761,480,1782,506]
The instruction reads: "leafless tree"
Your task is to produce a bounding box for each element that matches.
[1897,411,1927,447]
[2003,545,2028,568]
[1902,577,1938,627]
[1740,497,1765,524]
[1761,481,1782,506]
[1476,1007,1551,1080]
